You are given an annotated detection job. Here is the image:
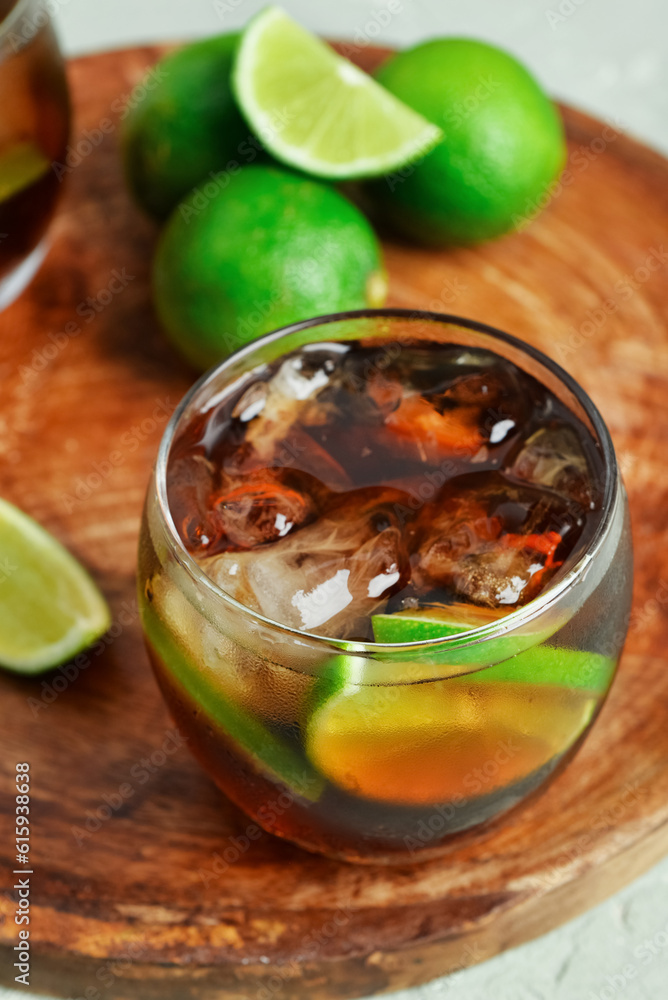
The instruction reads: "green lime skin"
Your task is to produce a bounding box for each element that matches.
[122,34,257,220]
[369,38,567,245]
[153,164,387,371]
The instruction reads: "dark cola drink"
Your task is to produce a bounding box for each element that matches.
[168,341,602,627]
[0,0,70,300]
[139,324,631,862]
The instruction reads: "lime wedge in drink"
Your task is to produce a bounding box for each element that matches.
[0,142,50,203]
[0,499,111,674]
[232,6,443,179]
[372,605,615,692]
[372,604,546,669]
[305,634,612,803]
[305,660,600,805]
[372,604,506,643]
[371,606,614,690]
[141,589,324,802]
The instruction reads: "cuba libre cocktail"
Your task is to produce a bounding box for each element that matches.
[138,311,632,863]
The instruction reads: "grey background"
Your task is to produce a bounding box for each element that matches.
[54,0,668,153]
[4,1,667,999]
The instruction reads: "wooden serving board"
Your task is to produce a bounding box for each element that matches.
[1,44,668,1000]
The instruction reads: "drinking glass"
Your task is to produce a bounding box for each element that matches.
[0,0,70,309]
[138,311,633,864]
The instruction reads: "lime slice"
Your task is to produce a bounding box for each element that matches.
[371,607,614,690]
[0,142,50,203]
[232,6,443,179]
[472,645,614,691]
[0,499,111,674]
[306,612,613,802]
[141,589,324,802]
[372,604,505,643]
[372,604,544,669]
[305,667,598,805]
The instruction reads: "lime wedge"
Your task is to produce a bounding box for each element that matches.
[371,606,614,691]
[0,499,111,674]
[141,591,324,802]
[476,644,615,691]
[372,605,544,669]
[0,142,50,203]
[305,662,599,805]
[232,6,443,179]
[372,604,505,643]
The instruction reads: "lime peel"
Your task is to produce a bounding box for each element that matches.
[0,499,111,674]
[141,595,324,802]
[371,608,614,692]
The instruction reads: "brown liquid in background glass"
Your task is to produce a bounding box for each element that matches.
[152,339,607,860]
[0,0,70,282]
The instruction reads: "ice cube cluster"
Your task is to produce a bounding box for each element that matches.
[167,341,602,639]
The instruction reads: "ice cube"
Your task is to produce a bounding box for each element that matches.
[380,364,530,464]
[167,452,220,553]
[212,478,315,549]
[413,473,584,608]
[200,489,411,638]
[508,425,593,505]
[242,353,338,462]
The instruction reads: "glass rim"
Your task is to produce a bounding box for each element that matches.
[152,308,619,656]
[0,0,39,39]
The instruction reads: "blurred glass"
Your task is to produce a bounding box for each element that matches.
[0,0,70,309]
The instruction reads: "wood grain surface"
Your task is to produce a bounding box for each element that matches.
[0,44,667,1000]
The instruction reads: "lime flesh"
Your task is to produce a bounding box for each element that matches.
[305,675,597,805]
[0,499,111,674]
[232,6,442,179]
[0,142,50,203]
[305,612,614,802]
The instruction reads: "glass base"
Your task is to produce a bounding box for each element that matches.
[0,238,49,311]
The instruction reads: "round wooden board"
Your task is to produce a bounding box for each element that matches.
[1,43,668,1000]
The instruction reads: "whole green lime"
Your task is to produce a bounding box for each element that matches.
[153,165,387,370]
[369,38,567,245]
[122,34,256,220]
